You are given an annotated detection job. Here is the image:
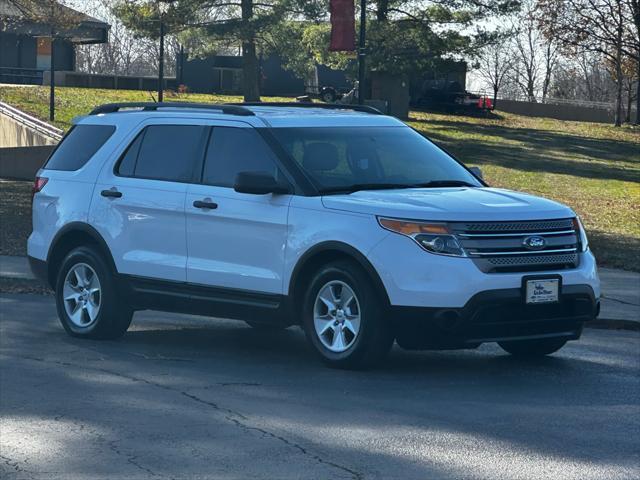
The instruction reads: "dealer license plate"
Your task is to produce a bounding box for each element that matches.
[525,279,559,304]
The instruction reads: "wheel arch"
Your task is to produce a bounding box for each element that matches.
[288,241,390,320]
[46,222,118,290]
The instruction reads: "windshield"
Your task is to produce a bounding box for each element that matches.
[269,126,482,193]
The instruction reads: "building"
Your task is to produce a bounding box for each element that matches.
[0,0,109,85]
[180,54,352,97]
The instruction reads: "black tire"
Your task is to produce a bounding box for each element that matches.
[301,260,393,369]
[55,246,132,340]
[320,89,337,103]
[498,338,568,357]
[245,320,288,331]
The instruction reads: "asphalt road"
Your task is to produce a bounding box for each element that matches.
[1,293,639,480]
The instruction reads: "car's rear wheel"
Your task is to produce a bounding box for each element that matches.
[301,260,393,369]
[55,246,132,339]
[498,337,568,357]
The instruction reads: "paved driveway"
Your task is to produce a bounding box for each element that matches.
[1,293,639,480]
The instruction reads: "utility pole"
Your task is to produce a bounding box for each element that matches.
[158,17,165,102]
[157,0,173,103]
[357,0,366,105]
[49,0,55,121]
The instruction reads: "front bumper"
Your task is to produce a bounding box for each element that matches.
[392,284,598,349]
[367,233,601,308]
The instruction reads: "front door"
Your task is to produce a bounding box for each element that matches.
[186,125,292,294]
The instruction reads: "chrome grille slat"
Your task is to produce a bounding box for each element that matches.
[458,229,576,238]
[470,247,578,256]
[456,219,574,232]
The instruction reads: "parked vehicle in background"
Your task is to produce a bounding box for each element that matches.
[28,102,599,369]
[304,83,357,104]
[414,81,494,113]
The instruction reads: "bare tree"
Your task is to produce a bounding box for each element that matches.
[536,0,635,125]
[511,9,541,101]
[477,41,515,106]
[625,0,640,123]
[509,1,560,102]
[69,0,157,76]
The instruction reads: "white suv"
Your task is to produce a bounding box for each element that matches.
[28,102,600,368]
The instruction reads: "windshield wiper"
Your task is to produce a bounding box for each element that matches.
[409,180,478,188]
[318,180,477,195]
[317,183,409,194]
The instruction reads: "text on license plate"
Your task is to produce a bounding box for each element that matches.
[525,279,559,304]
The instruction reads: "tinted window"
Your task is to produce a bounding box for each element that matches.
[46,124,115,171]
[121,125,207,182]
[270,127,481,191]
[116,131,143,177]
[202,127,280,187]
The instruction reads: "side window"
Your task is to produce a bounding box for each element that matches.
[117,125,207,182]
[202,127,280,187]
[46,124,115,171]
[117,130,143,177]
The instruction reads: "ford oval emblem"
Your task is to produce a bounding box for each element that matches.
[523,236,546,250]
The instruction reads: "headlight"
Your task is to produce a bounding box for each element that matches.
[573,216,589,252]
[378,218,466,257]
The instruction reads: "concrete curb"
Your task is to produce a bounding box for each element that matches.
[586,319,640,331]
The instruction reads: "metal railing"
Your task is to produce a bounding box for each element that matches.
[494,93,636,112]
[0,67,44,85]
[0,101,64,142]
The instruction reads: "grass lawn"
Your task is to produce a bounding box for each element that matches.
[1,86,639,271]
[0,85,292,131]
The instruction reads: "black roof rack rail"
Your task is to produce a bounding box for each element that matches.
[228,102,383,115]
[89,102,255,117]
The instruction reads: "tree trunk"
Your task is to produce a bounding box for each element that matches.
[493,86,498,109]
[377,0,389,21]
[626,80,632,123]
[614,48,623,127]
[241,0,260,102]
[636,58,640,124]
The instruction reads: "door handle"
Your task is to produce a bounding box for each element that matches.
[101,189,122,198]
[193,200,218,210]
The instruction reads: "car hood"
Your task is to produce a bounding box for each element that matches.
[321,187,574,222]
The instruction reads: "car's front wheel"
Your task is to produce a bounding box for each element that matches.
[498,337,568,357]
[55,246,132,339]
[301,260,393,369]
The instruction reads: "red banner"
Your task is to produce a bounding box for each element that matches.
[329,0,355,52]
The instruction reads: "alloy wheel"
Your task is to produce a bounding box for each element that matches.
[313,280,361,352]
[62,263,102,327]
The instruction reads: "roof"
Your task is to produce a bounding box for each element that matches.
[243,105,400,128]
[0,0,109,44]
[82,102,404,129]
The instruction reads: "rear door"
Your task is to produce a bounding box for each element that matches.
[185,124,292,294]
[91,119,208,282]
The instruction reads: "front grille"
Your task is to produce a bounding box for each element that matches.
[451,218,581,273]
[487,253,578,266]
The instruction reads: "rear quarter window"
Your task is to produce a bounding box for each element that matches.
[45,124,116,171]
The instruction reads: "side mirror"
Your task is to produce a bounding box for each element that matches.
[469,166,484,180]
[234,171,291,195]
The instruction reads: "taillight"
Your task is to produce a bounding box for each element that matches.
[32,176,48,203]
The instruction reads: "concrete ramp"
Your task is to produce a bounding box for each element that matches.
[0,102,62,179]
